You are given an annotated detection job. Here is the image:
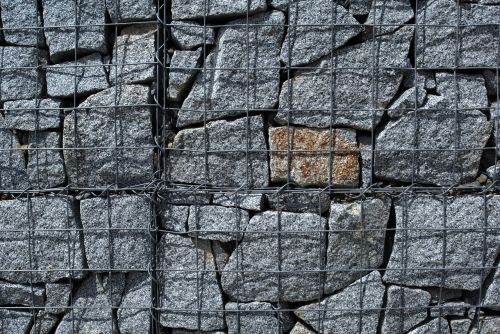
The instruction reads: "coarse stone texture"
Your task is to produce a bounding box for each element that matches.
[168,48,203,102]
[387,86,427,117]
[159,190,212,205]
[450,319,472,334]
[63,84,153,187]
[430,301,470,317]
[408,318,450,334]
[427,287,462,304]
[3,99,62,131]
[171,0,267,20]
[42,0,107,62]
[161,204,189,232]
[55,274,125,334]
[188,205,250,242]
[213,193,263,211]
[325,198,390,293]
[0,282,45,306]
[211,241,230,271]
[470,317,500,334]
[110,25,156,85]
[486,164,500,180]
[46,53,109,98]
[280,0,362,67]
[359,135,373,188]
[159,234,224,331]
[349,0,372,16]
[117,273,151,334]
[0,0,43,46]
[28,132,66,189]
[0,196,85,283]
[416,1,500,68]
[171,331,225,334]
[289,322,314,334]
[365,0,414,35]
[484,267,500,310]
[0,310,32,333]
[168,116,269,187]
[0,46,44,101]
[170,21,215,50]
[106,0,156,22]
[295,271,385,334]
[435,72,490,110]
[275,26,413,131]
[45,283,72,314]
[221,211,327,302]
[269,126,359,187]
[225,302,284,334]
[0,128,30,190]
[384,195,500,290]
[266,192,330,214]
[80,195,151,271]
[381,286,431,334]
[177,11,285,127]
[30,312,59,334]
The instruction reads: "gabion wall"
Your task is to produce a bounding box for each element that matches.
[0,0,499,333]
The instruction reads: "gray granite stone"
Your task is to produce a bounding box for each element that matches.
[170,21,215,50]
[30,312,59,334]
[450,319,472,334]
[350,0,372,16]
[0,310,32,333]
[159,234,224,331]
[365,0,414,35]
[275,26,413,131]
[161,204,189,233]
[427,287,463,304]
[168,116,268,188]
[110,25,156,85]
[0,127,29,190]
[0,282,45,306]
[63,84,153,187]
[486,164,500,181]
[221,211,327,302]
[289,322,314,334]
[387,87,427,117]
[106,0,156,22]
[42,0,107,63]
[168,48,202,102]
[45,283,72,314]
[171,330,225,334]
[416,1,500,68]
[280,0,362,67]
[382,286,431,334]
[80,195,151,271]
[325,198,390,294]
[188,205,249,242]
[213,193,263,211]
[117,273,151,334]
[0,0,43,46]
[408,318,450,334]
[295,271,385,334]
[159,190,212,205]
[211,241,230,271]
[470,317,500,334]
[484,266,500,310]
[225,302,284,334]
[28,132,65,189]
[435,72,490,110]
[171,0,267,20]
[0,46,44,101]
[430,302,470,317]
[359,135,373,188]
[3,99,62,131]
[266,192,330,214]
[0,196,85,283]
[177,11,284,127]
[384,195,500,290]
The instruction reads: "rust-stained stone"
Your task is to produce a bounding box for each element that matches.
[269,126,359,187]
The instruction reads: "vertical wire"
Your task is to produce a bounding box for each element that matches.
[26,194,38,333]
[106,193,115,333]
[437,196,449,332]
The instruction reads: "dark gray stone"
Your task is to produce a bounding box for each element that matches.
[159,190,212,205]
[221,211,327,302]
[63,84,153,187]
[161,204,189,232]
[45,283,72,314]
[0,282,45,306]
[30,312,59,334]
[430,302,470,317]
[365,0,414,35]
[110,25,156,85]
[295,271,385,334]
[171,0,267,20]
[177,11,285,127]
[450,319,472,334]
[408,318,450,334]
[359,135,373,188]
[483,70,499,100]
[266,192,330,214]
[275,26,413,131]
[42,0,107,62]
[46,53,109,98]
[225,302,283,334]
[159,234,224,331]
[171,330,224,334]
[435,72,490,110]
[211,240,230,271]
[486,164,500,181]
[106,0,156,22]
[387,87,427,117]
[384,195,500,290]
[0,127,29,190]
[117,273,151,334]
[0,196,85,283]
[168,48,202,102]
[168,116,269,187]
[3,99,62,131]
[0,0,43,46]
[484,267,500,310]
[213,193,263,211]
[80,195,151,271]
[470,317,500,334]
[170,21,215,50]
[0,310,32,333]
[188,205,249,242]
[325,198,390,294]
[427,287,463,304]
[28,132,65,189]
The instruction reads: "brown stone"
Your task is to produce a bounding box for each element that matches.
[269,126,359,187]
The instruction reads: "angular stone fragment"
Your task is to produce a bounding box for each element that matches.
[0,282,45,306]
[470,317,500,334]
[450,319,472,334]
[159,190,212,205]
[382,286,431,334]
[45,283,72,314]
[350,0,372,17]
[365,0,414,35]
[483,70,499,100]
[177,11,284,127]
[0,46,44,101]
[0,0,43,46]
[409,319,450,334]
[28,132,65,189]
[295,271,385,334]
[110,25,156,85]
[275,26,413,130]
[430,302,470,317]
[0,128,29,190]
[63,84,153,187]
[221,211,327,302]
[42,0,107,62]
[436,73,490,110]
[427,287,462,304]
[106,0,156,22]
[486,164,500,181]
[213,193,263,211]
[168,48,202,102]
[359,135,373,188]
[280,0,361,67]
[46,53,109,97]
[117,273,151,334]
[266,192,330,214]
[168,116,268,188]
[269,126,359,187]
[188,205,249,242]
[159,234,224,331]
[289,322,314,334]
[80,195,151,271]
[171,0,266,20]
[0,310,32,333]
[170,21,215,50]
[387,87,427,117]
[211,240,230,271]
[0,196,84,283]
[325,198,390,293]
[161,204,189,232]
[30,312,59,334]
[225,302,284,334]
[484,267,500,310]
[384,195,500,290]
[3,99,62,131]
[416,1,500,68]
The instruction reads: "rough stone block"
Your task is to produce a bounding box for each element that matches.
[117,273,151,333]
[365,0,414,35]
[484,266,500,310]
[45,283,72,314]
[30,312,59,334]
[3,99,62,131]
[0,310,32,333]
[407,318,450,334]
[171,0,267,20]
[213,193,263,211]
[28,132,66,189]
[168,48,202,102]
[266,192,330,214]
[0,0,43,46]
[225,302,283,334]
[0,127,30,190]
[170,20,215,50]
[0,282,45,307]
[429,302,470,318]
[106,0,156,22]
[161,204,189,232]
[289,322,314,334]
[187,205,249,242]
[359,135,373,188]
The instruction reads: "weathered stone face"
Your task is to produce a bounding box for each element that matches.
[0,282,45,307]
[408,318,450,334]
[3,99,62,131]
[27,131,66,189]
[266,192,330,213]
[171,0,267,20]
[225,302,282,334]
[161,204,189,232]
[0,310,32,333]
[0,127,30,190]
[168,48,203,102]
[365,0,414,35]
[170,21,215,50]
[484,267,500,310]
[117,273,151,333]
[0,0,43,46]
[213,193,263,211]
[105,0,156,22]
[269,126,359,187]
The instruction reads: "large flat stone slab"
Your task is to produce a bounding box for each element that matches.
[3,99,62,131]
[187,205,249,242]
[171,0,267,20]
[0,0,43,46]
